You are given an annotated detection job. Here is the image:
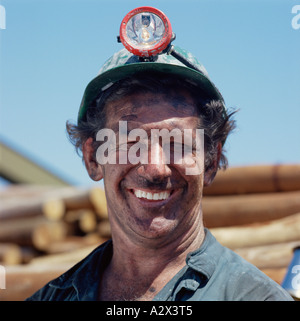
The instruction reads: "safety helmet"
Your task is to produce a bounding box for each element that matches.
[77,7,226,123]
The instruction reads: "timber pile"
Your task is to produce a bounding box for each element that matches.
[1,163,300,300]
[203,164,300,290]
[0,185,110,300]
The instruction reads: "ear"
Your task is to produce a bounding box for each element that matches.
[82,137,103,181]
[204,142,222,187]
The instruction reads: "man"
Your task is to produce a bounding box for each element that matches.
[27,7,292,301]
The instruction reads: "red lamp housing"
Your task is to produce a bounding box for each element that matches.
[119,6,173,57]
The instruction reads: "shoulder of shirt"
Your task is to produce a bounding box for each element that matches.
[202,230,293,301]
[224,249,293,301]
[25,240,112,301]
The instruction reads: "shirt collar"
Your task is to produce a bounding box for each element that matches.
[48,240,113,300]
[153,229,221,301]
[185,228,223,280]
[47,229,221,300]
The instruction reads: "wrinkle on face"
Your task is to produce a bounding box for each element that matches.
[98,91,204,245]
[104,91,198,130]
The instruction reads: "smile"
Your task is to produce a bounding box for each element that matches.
[132,189,172,201]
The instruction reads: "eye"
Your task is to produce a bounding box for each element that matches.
[118,143,131,151]
[127,140,138,145]
[164,141,180,150]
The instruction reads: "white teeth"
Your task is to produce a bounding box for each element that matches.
[133,189,171,200]
[146,192,153,200]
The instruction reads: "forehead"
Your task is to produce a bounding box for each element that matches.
[104,91,198,127]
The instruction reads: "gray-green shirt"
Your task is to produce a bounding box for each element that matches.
[26,229,293,301]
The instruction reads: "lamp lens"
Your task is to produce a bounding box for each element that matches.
[126,12,165,48]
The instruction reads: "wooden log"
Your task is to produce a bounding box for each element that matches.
[78,210,98,233]
[44,234,104,254]
[0,198,45,221]
[42,198,65,221]
[0,186,106,222]
[97,220,111,238]
[0,264,72,301]
[32,221,69,251]
[210,213,300,248]
[203,191,300,227]
[0,243,22,265]
[19,246,40,264]
[0,216,48,246]
[30,244,100,266]
[0,244,37,265]
[64,209,98,234]
[233,241,300,269]
[0,196,65,222]
[260,267,287,284]
[204,164,300,196]
[0,215,71,252]
[64,209,83,223]
[62,187,107,219]
[0,186,78,221]
[0,184,56,199]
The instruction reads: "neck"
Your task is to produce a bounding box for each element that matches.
[104,208,205,297]
[98,200,205,301]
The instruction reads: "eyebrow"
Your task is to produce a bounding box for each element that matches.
[110,121,136,135]
[120,114,138,121]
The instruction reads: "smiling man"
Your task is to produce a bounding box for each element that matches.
[26,7,292,301]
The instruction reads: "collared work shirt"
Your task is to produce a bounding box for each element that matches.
[26,229,292,301]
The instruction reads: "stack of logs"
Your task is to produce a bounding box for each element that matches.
[1,163,300,300]
[204,164,300,288]
[0,185,110,300]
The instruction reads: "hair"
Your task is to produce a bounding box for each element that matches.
[66,71,237,172]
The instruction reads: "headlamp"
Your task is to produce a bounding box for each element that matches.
[76,6,228,123]
[118,6,205,74]
[119,6,173,58]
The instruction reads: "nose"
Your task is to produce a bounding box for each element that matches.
[137,141,172,183]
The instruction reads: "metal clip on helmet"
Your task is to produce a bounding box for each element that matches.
[78,6,226,123]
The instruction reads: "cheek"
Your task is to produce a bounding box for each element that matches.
[103,166,127,214]
[171,154,205,186]
[102,163,135,200]
[174,163,204,198]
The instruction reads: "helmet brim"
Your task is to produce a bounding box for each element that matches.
[78,61,225,123]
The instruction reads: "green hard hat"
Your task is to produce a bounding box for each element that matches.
[77,45,226,123]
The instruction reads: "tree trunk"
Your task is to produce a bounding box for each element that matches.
[203,191,300,227]
[210,212,300,248]
[204,164,300,195]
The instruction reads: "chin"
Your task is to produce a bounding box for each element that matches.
[131,215,180,241]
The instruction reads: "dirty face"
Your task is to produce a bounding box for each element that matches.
[85,91,205,247]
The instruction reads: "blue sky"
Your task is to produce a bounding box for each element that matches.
[0,0,299,186]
